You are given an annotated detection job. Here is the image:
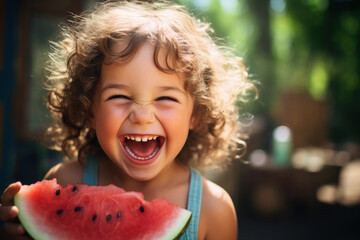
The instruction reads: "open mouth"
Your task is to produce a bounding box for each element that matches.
[121,135,165,162]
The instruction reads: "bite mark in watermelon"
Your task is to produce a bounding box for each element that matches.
[14,179,192,240]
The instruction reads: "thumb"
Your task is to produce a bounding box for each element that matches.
[1,182,22,206]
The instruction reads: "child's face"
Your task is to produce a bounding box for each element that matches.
[92,43,194,181]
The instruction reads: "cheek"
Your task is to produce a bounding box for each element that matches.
[158,108,192,138]
[93,106,128,136]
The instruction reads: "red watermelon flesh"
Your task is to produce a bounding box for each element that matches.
[14,179,192,240]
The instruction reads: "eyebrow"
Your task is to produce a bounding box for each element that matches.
[100,83,186,95]
[157,86,186,95]
[100,83,129,94]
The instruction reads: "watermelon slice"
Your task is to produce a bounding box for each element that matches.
[14,179,192,240]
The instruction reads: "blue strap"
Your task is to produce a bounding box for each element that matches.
[181,168,202,240]
[82,156,98,186]
[82,158,202,239]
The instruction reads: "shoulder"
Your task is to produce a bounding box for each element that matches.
[199,178,238,240]
[44,160,84,186]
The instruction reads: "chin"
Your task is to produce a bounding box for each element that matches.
[122,163,163,182]
[127,171,159,182]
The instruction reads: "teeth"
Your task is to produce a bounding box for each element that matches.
[125,135,158,142]
[125,145,159,160]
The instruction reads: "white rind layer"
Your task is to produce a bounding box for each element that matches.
[158,210,192,240]
[14,190,53,240]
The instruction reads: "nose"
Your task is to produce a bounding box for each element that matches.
[129,102,155,125]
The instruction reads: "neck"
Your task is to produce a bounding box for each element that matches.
[98,156,190,200]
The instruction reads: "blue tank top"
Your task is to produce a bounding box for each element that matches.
[82,157,202,240]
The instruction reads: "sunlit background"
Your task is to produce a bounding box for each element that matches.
[1,0,359,239]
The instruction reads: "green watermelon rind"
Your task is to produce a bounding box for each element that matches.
[14,183,192,240]
[172,212,192,240]
[158,210,192,240]
[14,192,52,240]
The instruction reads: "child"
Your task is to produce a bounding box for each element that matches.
[0,1,251,239]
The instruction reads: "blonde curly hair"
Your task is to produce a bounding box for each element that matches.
[44,0,253,170]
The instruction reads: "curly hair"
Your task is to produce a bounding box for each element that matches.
[44,0,253,170]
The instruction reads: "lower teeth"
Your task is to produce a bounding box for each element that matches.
[125,146,159,160]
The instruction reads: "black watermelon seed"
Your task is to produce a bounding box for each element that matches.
[92,215,97,221]
[72,186,78,192]
[140,206,145,213]
[74,207,82,212]
[117,212,122,218]
[55,189,60,196]
[106,214,112,221]
[57,209,63,215]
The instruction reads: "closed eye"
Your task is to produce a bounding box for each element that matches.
[106,95,131,101]
[156,96,179,102]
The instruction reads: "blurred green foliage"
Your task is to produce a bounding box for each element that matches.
[178,0,360,145]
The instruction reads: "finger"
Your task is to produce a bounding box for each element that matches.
[1,182,22,205]
[2,222,25,235]
[2,225,33,240]
[0,205,19,220]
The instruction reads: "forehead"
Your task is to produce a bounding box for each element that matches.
[103,37,187,84]
[100,42,186,89]
[103,37,186,77]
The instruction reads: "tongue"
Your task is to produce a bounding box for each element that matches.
[126,139,158,158]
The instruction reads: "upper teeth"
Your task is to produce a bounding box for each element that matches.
[125,136,158,142]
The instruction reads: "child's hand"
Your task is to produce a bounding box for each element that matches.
[0,182,32,239]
